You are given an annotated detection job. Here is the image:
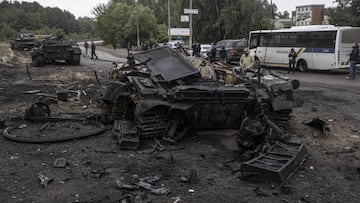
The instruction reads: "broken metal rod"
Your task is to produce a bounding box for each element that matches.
[39,122,50,132]
[26,64,32,80]
[94,70,100,85]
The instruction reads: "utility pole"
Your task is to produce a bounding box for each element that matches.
[136,0,140,49]
[189,0,193,48]
[168,0,171,42]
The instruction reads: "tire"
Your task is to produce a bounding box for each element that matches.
[297,60,307,72]
[72,55,80,65]
[33,56,45,67]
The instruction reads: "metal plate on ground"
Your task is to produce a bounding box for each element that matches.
[242,140,307,182]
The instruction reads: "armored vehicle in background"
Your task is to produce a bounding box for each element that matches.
[10,32,35,51]
[103,47,299,148]
[30,36,81,67]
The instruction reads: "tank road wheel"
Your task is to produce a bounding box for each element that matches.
[297,59,308,72]
[163,111,190,143]
[72,55,80,65]
[33,56,45,67]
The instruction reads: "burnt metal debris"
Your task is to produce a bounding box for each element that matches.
[241,140,308,182]
[102,46,307,182]
[303,118,330,136]
[3,117,105,143]
[103,46,299,146]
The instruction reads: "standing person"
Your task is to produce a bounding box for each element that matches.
[239,48,254,78]
[220,46,227,62]
[91,41,98,60]
[288,48,297,73]
[210,43,217,62]
[347,42,359,79]
[127,42,132,55]
[112,39,117,51]
[195,42,201,57]
[84,41,89,55]
[192,42,197,56]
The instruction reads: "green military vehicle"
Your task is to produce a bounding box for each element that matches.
[10,32,35,51]
[30,36,81,67]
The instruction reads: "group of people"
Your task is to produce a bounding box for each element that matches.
[83,41,98,60]
[83,39,358,80]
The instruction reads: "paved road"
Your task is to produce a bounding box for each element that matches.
[78,41,127,63]
[269,67,359,88]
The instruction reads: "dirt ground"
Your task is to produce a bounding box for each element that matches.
[0,43,359,203]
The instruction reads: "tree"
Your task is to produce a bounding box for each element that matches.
[329,0,360,26]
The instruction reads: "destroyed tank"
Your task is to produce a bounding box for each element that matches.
[102,47,299,149]
[10,32,35,51]
[30,36,81,67]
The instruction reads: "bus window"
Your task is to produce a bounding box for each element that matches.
[311,31,336,48]
[342,29,360,43]
[250,34,259,49]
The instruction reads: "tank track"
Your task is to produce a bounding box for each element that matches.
[136,110,168,138]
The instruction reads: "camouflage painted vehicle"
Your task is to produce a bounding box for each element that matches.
[30,36,81,67]
[103,47,299,148]
[10,33,35,51]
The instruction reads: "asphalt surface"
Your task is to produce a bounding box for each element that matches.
[264,67,360,88]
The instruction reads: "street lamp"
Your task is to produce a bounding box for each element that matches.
[136,0,140,49]
[168,0,171,42]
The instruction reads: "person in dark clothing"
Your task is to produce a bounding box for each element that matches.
[112,39,117,51]
[192,42,197,56]
[195,42,201,57]
[347,43,359,79]
[210,43,217,62]
[220,46,227,62]
[288,48,297,73]
[84,41,89,55]
[127,42,132,55]
[91,41,98,60]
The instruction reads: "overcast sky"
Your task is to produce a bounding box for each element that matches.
[19,0,336,18]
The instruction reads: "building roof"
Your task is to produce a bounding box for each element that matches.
[296,4,325,8]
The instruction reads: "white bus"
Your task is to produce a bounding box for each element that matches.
[249,25,360,71]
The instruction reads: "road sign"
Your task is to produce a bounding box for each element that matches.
[170,28,190,36]
[184,8,198,14]
[181,15,189,22]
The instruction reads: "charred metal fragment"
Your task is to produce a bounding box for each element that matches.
[303,118,330,136]
[241,140,307,182]
[112,120,140,150]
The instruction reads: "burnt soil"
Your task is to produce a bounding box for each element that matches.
[0,44,359,203]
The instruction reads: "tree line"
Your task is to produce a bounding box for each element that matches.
[0,0,94,40]
[93,0,277,46]
[0,0,359,46]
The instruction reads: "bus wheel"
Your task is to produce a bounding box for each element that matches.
[298,60,307,72]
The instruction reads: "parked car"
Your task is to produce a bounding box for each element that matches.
[200,44,212,59]
[214,39,247,63]
[166,40,185,49]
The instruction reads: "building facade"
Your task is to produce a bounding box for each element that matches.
[294,5,325,26]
